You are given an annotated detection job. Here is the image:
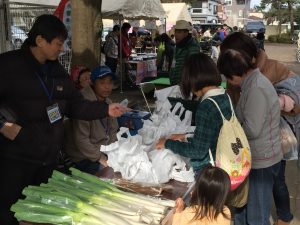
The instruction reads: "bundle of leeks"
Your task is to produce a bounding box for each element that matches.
[11,167,175,225]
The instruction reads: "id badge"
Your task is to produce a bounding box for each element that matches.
[46,103,62,124]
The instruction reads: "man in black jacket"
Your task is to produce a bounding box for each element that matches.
[0,15,127,225]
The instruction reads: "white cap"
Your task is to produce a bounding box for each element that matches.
[175,20,193,32]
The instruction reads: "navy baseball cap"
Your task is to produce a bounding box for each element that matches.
[91,65,116,83]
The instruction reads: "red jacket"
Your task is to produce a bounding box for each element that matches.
[121,32,132,58]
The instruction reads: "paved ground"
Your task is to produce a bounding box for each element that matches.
[265,43,300,225]
[111,42,300,224]
[265,42,300,75]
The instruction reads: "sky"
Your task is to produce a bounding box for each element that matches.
[251,0,261,8]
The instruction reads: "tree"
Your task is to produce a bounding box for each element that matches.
[294,6,300,25]
[286,0,295,34]
[256,0,300,36]
[71,0,102,69]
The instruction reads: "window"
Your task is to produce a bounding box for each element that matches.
[237,0,246,4]
[225,0,232,6]
[239,10,243,17]
[192,8,203,14]
[209,3,212,11]
[213,5,218,14]
[226,10,232,16]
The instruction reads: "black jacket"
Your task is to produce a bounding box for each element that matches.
[0,45,109,165]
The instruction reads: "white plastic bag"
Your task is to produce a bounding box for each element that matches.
[280,117,298,160]
[138,100,194,148]
[149,149,195,184]
[101,128,159,183]
[101,128,195,184]
[154,85,182,101]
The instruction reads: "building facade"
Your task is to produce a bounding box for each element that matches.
[189,0,226,24]
[224,0,251,28]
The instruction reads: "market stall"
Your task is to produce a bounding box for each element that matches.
[102,0,166,91]
[127,53,157,85]
[14,86,196,225]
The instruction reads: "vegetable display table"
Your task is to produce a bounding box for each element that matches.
[19,167,189,225]
[97,167,189,200]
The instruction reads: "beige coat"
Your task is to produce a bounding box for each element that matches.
[65,86,119,162]
[227,50,292,106]
[172,206,231,225]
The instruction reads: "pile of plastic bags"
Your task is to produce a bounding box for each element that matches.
[101,86,195,184]
[101,128,194,184]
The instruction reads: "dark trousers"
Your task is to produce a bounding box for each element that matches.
[234,161,281,225]
[105,56,118,74]
[273,160,293,222]
[0,158,56,225]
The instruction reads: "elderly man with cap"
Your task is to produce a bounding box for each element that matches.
[170,20,200,85]
[66,65,119,175]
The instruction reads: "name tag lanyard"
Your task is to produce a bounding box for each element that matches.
[36,73,62,124]
[35,73,54,102]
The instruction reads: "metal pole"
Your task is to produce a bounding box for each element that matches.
[119,16,123,93]
[139,83,153,115]
[0,0,5,53]
[243,0,246,27]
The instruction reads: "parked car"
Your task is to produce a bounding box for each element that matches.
[245,21,265,37]
[137,27,151,36]
[11,25,27,49]
[193,23,233,35]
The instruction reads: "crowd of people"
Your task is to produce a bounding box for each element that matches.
[101,20,265,87]
[0,14,298,225]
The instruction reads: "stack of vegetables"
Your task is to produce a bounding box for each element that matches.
[11,168,175,225]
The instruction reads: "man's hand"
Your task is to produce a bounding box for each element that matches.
[108,103,129,117]
[99,158,108,168]
[0,122,22,140]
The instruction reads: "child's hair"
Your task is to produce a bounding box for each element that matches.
[190,165,231,221]
[217,49,255,80]
[180,52,221,98]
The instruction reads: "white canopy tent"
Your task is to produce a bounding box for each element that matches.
[161,3,192,32]
[101,0,165,92]
[102,0,165,20]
